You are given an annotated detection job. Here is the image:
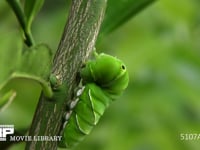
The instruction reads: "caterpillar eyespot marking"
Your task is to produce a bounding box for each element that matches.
[59,53,129,148]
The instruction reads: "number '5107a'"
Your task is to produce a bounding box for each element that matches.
[180,133,200,140]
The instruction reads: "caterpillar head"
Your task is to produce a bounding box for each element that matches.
[80,53,129,98]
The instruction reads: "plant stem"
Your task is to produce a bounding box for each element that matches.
[25,0,107,149]
[6,0,35,46]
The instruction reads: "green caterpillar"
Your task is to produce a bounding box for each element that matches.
[59,52,129,148]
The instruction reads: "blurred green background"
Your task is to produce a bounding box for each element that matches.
[1,0,200,150]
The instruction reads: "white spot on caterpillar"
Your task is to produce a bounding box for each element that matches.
[70,98,79,109]
[64,110,72,120]
[76,86,85,97]
[63,120,68,129]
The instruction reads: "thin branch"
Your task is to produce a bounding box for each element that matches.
[25,0,107,149]
[6,0,35,46]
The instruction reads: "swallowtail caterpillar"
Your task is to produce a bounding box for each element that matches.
[58,52,129,148]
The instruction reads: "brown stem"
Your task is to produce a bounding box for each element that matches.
[25,0,107,149]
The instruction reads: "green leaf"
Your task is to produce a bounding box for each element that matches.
[0,90,16,112]
[0,43,53,111]
[17,44,53,97]
[0,32,22,84]
[19,44,52,78]
[0,31,22,110]
[24,0,45,31]
[99,0,156,36]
